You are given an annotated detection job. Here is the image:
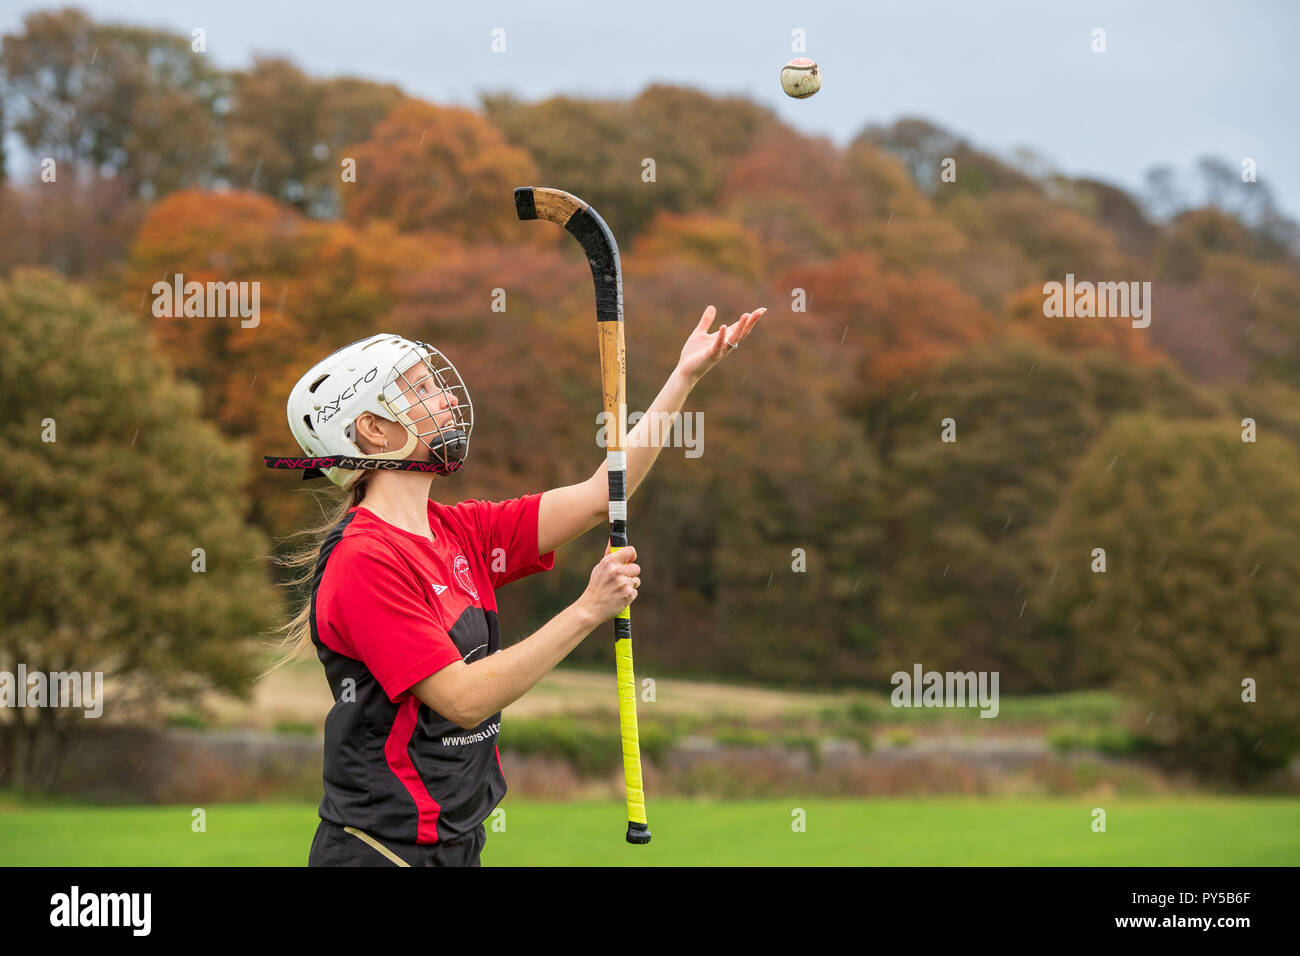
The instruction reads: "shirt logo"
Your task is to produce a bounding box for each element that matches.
[431,583,448,595]
[453,555,479,601]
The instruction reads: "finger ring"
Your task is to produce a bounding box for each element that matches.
[728,342,739,351]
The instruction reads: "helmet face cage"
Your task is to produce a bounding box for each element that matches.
[362,341,473,475]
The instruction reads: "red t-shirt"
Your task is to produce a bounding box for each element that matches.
[310,493,555,845]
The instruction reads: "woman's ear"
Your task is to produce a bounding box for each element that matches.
[353,412,386,454]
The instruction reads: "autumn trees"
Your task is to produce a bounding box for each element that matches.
[1,9,224,197]
[0,270,278,789]
[3,7,1299,784]
[1041,417,1300,780]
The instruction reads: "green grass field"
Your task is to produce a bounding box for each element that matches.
[2,797,1298,865]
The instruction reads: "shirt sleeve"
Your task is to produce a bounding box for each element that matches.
[449,492,556,589]
[317,535,464,702]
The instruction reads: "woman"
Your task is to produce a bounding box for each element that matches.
[269,305,763,866]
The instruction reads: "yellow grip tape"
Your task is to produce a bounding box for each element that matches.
[615,636,647,825]
[607,543,646,826]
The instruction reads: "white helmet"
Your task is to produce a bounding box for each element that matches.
[270,333,473,489]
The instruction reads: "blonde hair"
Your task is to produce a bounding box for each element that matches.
[261,472,373,678]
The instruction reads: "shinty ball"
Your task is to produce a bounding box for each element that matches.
[780,57,821,98]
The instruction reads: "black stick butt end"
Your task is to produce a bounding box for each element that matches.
[626,822,651,845]
[514,187,537,221]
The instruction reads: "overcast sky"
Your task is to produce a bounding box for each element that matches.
[5,0,1298,217]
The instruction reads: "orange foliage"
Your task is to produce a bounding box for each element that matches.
[948,189,1127,280]
[721,129,864,246]
[122,190,309,419]
[779,252,995,398]
[121,191,440,461]
[630,212,763,280]
[1002,282,1163,367]
[842,142,969,270]
[342,100,538,241]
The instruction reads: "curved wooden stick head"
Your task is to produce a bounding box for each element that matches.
[514,186,585,226]
[514,185,622,326]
